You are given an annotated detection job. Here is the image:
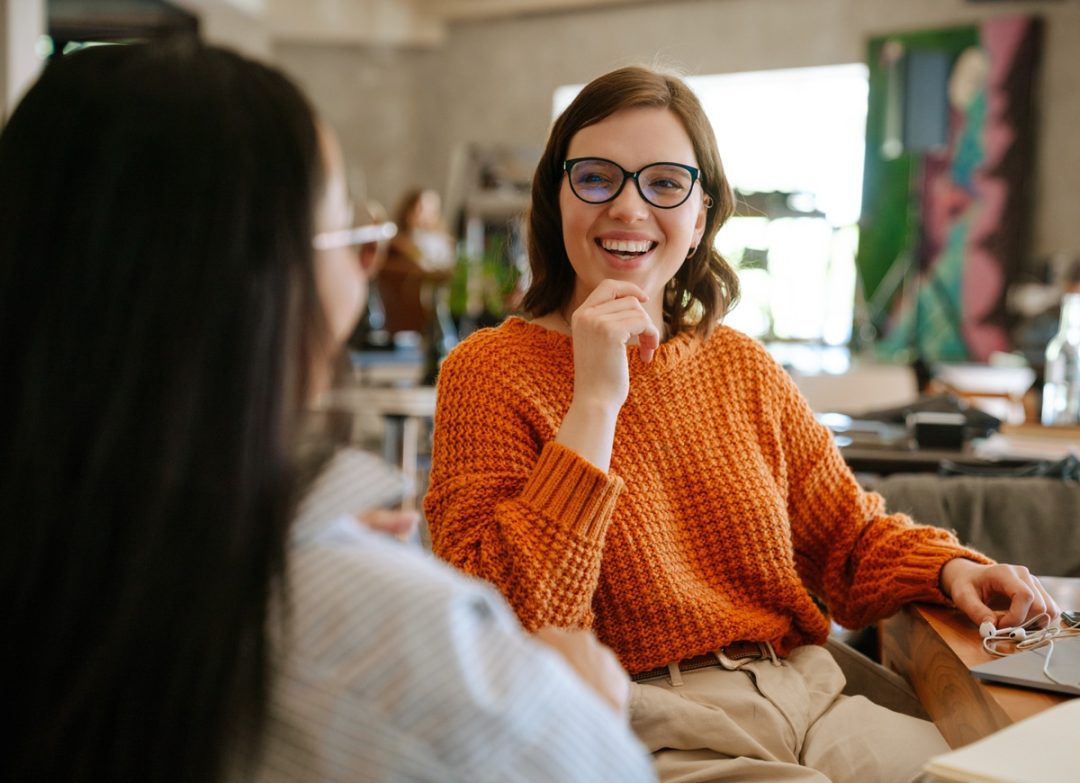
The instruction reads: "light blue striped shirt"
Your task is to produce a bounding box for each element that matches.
[250,449,656,782]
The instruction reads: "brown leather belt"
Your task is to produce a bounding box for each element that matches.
[630,641,770,683]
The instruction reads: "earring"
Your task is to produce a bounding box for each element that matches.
[686,246,697,258]
[704,194,714,208]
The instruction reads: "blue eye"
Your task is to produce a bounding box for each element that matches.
[579,172,611,186]
[650,178,684,191]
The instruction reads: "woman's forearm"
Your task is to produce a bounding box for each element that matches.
[555,397,620,473]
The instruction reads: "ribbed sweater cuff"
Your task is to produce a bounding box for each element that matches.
[895,541,996,603]
[520,442,624,540]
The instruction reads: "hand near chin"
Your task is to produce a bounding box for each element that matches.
[568,279,660,409]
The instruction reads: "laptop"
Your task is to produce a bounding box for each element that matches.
[970,636,1080,696]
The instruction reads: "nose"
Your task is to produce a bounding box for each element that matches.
[606,176,650,222]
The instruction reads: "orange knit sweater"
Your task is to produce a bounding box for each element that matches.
[425,318,991,674]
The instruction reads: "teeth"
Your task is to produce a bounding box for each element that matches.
[600,239,653,254]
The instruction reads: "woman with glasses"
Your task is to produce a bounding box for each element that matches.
[0,43,654,782]
[425,65,1058,782]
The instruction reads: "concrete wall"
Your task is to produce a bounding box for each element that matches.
[1,0,45,121]
[276,41,435,213]
[275,0,1080,261]
[1,0,7,118]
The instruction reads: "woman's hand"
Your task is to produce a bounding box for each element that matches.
[533,626,631,716]
[940,558,1060,630]
[356,508,420,541]
[568,279,660,409]
[555,280,660,472]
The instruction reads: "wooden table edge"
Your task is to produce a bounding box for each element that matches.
[880,603,1068,748]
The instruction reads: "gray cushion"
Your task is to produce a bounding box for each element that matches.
[870,475,1080,577]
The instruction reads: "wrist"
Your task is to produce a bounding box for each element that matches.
[568,394,622,421]
[940,556,976,599]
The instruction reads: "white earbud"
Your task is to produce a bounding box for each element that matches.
[980,621,1026,641]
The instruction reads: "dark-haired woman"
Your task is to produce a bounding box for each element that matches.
[0,43,654,782]
[425,65,1058,782]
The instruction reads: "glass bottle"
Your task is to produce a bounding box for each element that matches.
[1040,292,1080,426]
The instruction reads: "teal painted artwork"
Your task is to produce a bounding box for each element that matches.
[856,18,1041,364]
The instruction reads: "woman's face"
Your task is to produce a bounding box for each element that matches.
[413,190,442,232]
[308,126,367,403]
[559,106,708,318]
[312,125,367,393]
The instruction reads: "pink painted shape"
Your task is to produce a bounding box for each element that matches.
[962,16,1032,360]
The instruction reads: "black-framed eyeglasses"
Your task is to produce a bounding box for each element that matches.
[563,157,701,209]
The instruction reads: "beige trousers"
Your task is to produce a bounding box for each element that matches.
[629,644,947,783]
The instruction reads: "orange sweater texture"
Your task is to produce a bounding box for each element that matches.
[425,318,991,674]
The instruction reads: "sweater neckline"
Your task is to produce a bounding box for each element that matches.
[504,316,699,373]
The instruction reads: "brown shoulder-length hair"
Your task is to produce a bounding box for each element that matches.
[523,65,739,339]
[393,188,426,233]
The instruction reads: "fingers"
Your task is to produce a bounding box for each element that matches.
[948,577,998,629]
[356,509,421,540]
[582,278,650,305]
[998,577,1037,630]
[1034,577,1061,622]
[998,570,1059,628]
[573,292,651,324]
[571,283,661,362]
[637,326,660,363]
[944,559,1058,629]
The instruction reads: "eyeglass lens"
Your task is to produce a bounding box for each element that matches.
[567,159,697,208]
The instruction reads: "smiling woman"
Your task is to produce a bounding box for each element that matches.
[425,63,1058,783]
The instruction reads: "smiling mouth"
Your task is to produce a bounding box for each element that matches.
[597,238,657,261]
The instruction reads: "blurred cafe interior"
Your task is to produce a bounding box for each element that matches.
[3,0,1079,557]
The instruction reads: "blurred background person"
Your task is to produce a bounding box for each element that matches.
[378,187,456,337]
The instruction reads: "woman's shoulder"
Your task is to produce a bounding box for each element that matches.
[442,316,568,374]
[700,323,779,367]
[287,519,512,658]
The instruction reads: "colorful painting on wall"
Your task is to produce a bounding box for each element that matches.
[856,16,1041,363]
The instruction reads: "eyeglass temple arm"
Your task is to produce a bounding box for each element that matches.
[313,222,398,250]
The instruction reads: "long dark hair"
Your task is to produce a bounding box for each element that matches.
[523,65,740,338]
[0,41,324,781]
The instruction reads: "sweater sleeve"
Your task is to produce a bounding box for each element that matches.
[762,356,993,629]
[424,338,624,630]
